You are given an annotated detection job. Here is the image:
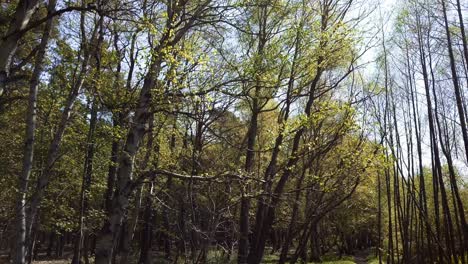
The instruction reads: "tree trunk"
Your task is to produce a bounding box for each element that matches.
[94,59,162,264]
[13,1,55,262]
[72,100,98,264]
[239,5,270,262]
[440,0,468,256]
[309,222,321,263]
[46,232,54,257]
[94,2,209,259]
[416,13,453,261]
[278,165,308,264]
[119,186,143,264]
[247,5,333,261]
[103,114,123,214]
[120,113,154,264]
[26,9,100,246]
[247,67,322,264]
[238,105,258,264]
[138,184,154,264]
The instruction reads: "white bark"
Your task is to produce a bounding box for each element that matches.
[13,1,55,263]
[26,12,100,246]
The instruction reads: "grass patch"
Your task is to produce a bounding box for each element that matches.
[260,253,357,264]
[312,260,357,263]
[261,254,280,263]
[366,254,387,264]
[150,251,359,264]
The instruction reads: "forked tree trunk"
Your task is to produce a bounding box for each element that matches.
[26,9,100,252]
[94,2,210,261]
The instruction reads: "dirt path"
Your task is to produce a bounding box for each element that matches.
[354,250,369,264]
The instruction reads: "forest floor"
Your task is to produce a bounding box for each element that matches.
[353,250,370,264]
[0,250,72,264]
[353,248,381,264]
[1,249,378,264]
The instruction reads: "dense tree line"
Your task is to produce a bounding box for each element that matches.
[0,0,466,264]
[369,0,468,263]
